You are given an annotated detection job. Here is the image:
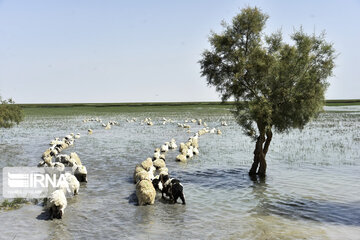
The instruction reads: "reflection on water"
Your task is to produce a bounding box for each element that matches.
[0,106,359,239]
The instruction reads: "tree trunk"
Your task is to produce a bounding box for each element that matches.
[249,127,272,177]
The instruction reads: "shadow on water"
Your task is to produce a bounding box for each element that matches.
[249,174,360,226]
[171,167,252,189]
[264,198,360,226]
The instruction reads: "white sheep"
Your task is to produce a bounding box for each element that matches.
[193,147,199,155]
[153,158,166,169]
[47,189,67,219]
[70,152,82,166]
[153,148,161,159]
[217,129,222,135]
[134,169,151,183]
[88,129,93,135]
[176,154,187,162]
[65,172,80,195]
[161,142,169,152]
[136,179,156,205]
[186,146,194,158]
[179,143,188,155]
[74,165,87,182]
[169,139,177,149]
[141,158,153,171]
[75,133,81,139]
[221,121,228,126]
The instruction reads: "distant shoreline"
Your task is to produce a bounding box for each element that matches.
[16,99,360,108]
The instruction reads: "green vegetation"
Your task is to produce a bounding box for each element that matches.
[0,97,24,128]
[199,7,336,176]
[0,198,29,211]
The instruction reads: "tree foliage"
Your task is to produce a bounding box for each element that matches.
[199,7,336,175]
[0,97,24,128]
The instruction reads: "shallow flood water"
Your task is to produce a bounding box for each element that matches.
[0,105,359,240]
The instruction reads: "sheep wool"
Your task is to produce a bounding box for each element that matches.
[153,159,166,169]
[134,170,151,183]
[74,165,87,182]
[176,154,187,162]
[158,167,169,175]
[136,179,156,206]
[47,189,67,219]
[70,152,82,166]
[65,172,80,195]
[141,158,153,171]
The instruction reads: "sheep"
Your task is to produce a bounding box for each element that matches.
[105,123,111,129]
[147,165,156,180]
[159,154,166,161]
[198,119,202,125]
[161,142,169,153]
[53,162,65,173]
[193,147,199,155]
[70,152,82,166]
[169,139,177,149]
[136,179,156,206]
[203,122,207,127]
[179,143,188,155]
[75,133,80,139]
[50,138,62,146]
[217,129,222,135]
[88,129,93,135]
[151,175,163,192]
[158,167,168,175]
[153,148,161,160]
[42,149,52,160]
[141,158,153,171]
[177,123,184,128]
[176,154,187,162]
[198,129,207,136]
[183,124,191,129]
[186,146,194,158]
[65,172,80,195]
[74,165,87,182]
[160,174,186,204]
[191,119,197,123]
[55,154,76,167]
[47,189,67,219]
[210,128,216,134]
[153,158,166,169]
[134,170,150,183]
[221,121,228,126]
[133,164,146,183]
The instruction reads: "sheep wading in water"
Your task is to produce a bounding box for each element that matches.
[47,189,67,219]
[136,179,156,205]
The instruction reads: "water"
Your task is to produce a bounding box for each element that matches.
[0,105,359,240]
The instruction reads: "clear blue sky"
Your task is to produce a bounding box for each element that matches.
[0,0,359,103]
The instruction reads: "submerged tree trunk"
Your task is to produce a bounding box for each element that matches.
[249,127,272,176]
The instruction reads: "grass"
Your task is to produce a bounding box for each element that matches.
[18,99,360,108]
[0,198,30,211]
[14,99,360,116]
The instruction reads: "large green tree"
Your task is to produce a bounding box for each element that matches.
[0,97,24,128]
[199,7,336,176]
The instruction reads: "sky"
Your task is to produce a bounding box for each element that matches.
[0,0,359,103]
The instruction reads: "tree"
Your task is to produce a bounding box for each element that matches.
[0,97,24,128]
[199,7,336,176]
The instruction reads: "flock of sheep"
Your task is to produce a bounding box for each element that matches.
[37,133,88,219]
[133,118,225,206]
[34,116,226,219]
